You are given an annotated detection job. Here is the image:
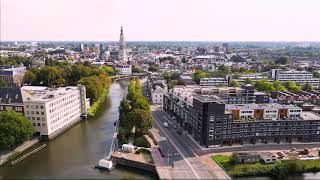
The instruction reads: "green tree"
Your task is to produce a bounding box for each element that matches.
[243,78,253,85]
[283,81,301,93]
[0,111,34,150]
[312,71,320,78]
[255,80,275,92]
[78,76,103,103]
[148,65,159,72]
[193,70,207,84]
[233,73,240,79]
[129,109,152,136]
[273,80,287,91]
[132,65,142,73]
[0,79,6,88]
[101,65,115,76]
[275,56,289,65]
[302,82,313,91]
[229,80,239,87]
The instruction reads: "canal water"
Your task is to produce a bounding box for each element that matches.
[0,80,156,179]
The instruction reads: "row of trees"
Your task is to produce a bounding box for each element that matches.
[117,79,152,145]
[23,62,111,104]
[0,111,34,150]
[0,56,33,67]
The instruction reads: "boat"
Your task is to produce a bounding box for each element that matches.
[95,159,114,170]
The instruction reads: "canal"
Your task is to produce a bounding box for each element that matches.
[0,80,156,179]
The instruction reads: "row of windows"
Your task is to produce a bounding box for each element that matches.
[26,105,44,109]
[49,93,78,108]
[32,122,46,127]
[0,106,23,111]
[26,111,44,115]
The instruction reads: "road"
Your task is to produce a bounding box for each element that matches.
[151,106,231,179]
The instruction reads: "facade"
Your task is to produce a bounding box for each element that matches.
[0,66,27,88]
[147,75,168,105]
[0,88,24,114]
[270,69,320,87]
[115,64,132,75]
[163,86,320,147]
[20,85,87,140]
[200,77,228,86]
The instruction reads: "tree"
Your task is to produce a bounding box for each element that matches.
[148,65,159,72]
[229,80,239,87]
[273,80,287,91]
[275,56,289,65]
[283,81,301,93]
[0,79,6,88]
[254,80,275,92]
[181,56,187,64]
[101,65,115,76]
[0,111,34,150]
[233,73,240,79]
[313,71,320,78]
[243,78,253,85]
[132,65,142,73]
[129,109,152,136]
[193,70,207,84]
[302,82,313,92]
[230,152,239,164]
[78,76,103,103]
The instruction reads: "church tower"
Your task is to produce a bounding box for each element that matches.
[118,26,128,63]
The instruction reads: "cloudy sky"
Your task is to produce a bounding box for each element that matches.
[1,0,320,41]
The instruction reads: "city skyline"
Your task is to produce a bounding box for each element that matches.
[1,0,320,42]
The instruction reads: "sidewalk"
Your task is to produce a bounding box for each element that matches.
[199,154,231,180]
[145,133,172,179]
[0,137,40,165]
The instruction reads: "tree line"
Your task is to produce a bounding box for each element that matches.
[117,79,152,145]
[23,62,111,104]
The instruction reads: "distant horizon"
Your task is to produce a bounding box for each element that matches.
[1,0,320,42]
[2,40,320,43]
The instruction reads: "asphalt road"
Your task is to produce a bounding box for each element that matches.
[152,109,221,179]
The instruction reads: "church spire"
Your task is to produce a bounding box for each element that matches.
[120,26,123,36]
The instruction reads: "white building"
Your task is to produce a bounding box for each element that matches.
[115,64,132,75]
[270,69,320,87]
[151,85,166,105]
[200,77,228,86]
[21,85,87,140]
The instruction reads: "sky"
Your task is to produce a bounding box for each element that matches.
[1,0,320,41]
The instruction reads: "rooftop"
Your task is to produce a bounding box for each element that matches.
[21,86,81,103]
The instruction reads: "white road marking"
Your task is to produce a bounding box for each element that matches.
[152,112,201,180]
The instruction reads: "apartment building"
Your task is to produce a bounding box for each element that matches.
[270,69,320,87]
[200,77,228,86]
[20,85,87,140]
[0,66,27,88]
[0,88,24,114]
[163,86,320,147]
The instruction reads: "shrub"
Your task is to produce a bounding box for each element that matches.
[135,148,151,154]
[133,136,150,148]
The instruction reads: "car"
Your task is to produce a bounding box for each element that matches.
[163,122,168,128]
[173,125,177,129]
